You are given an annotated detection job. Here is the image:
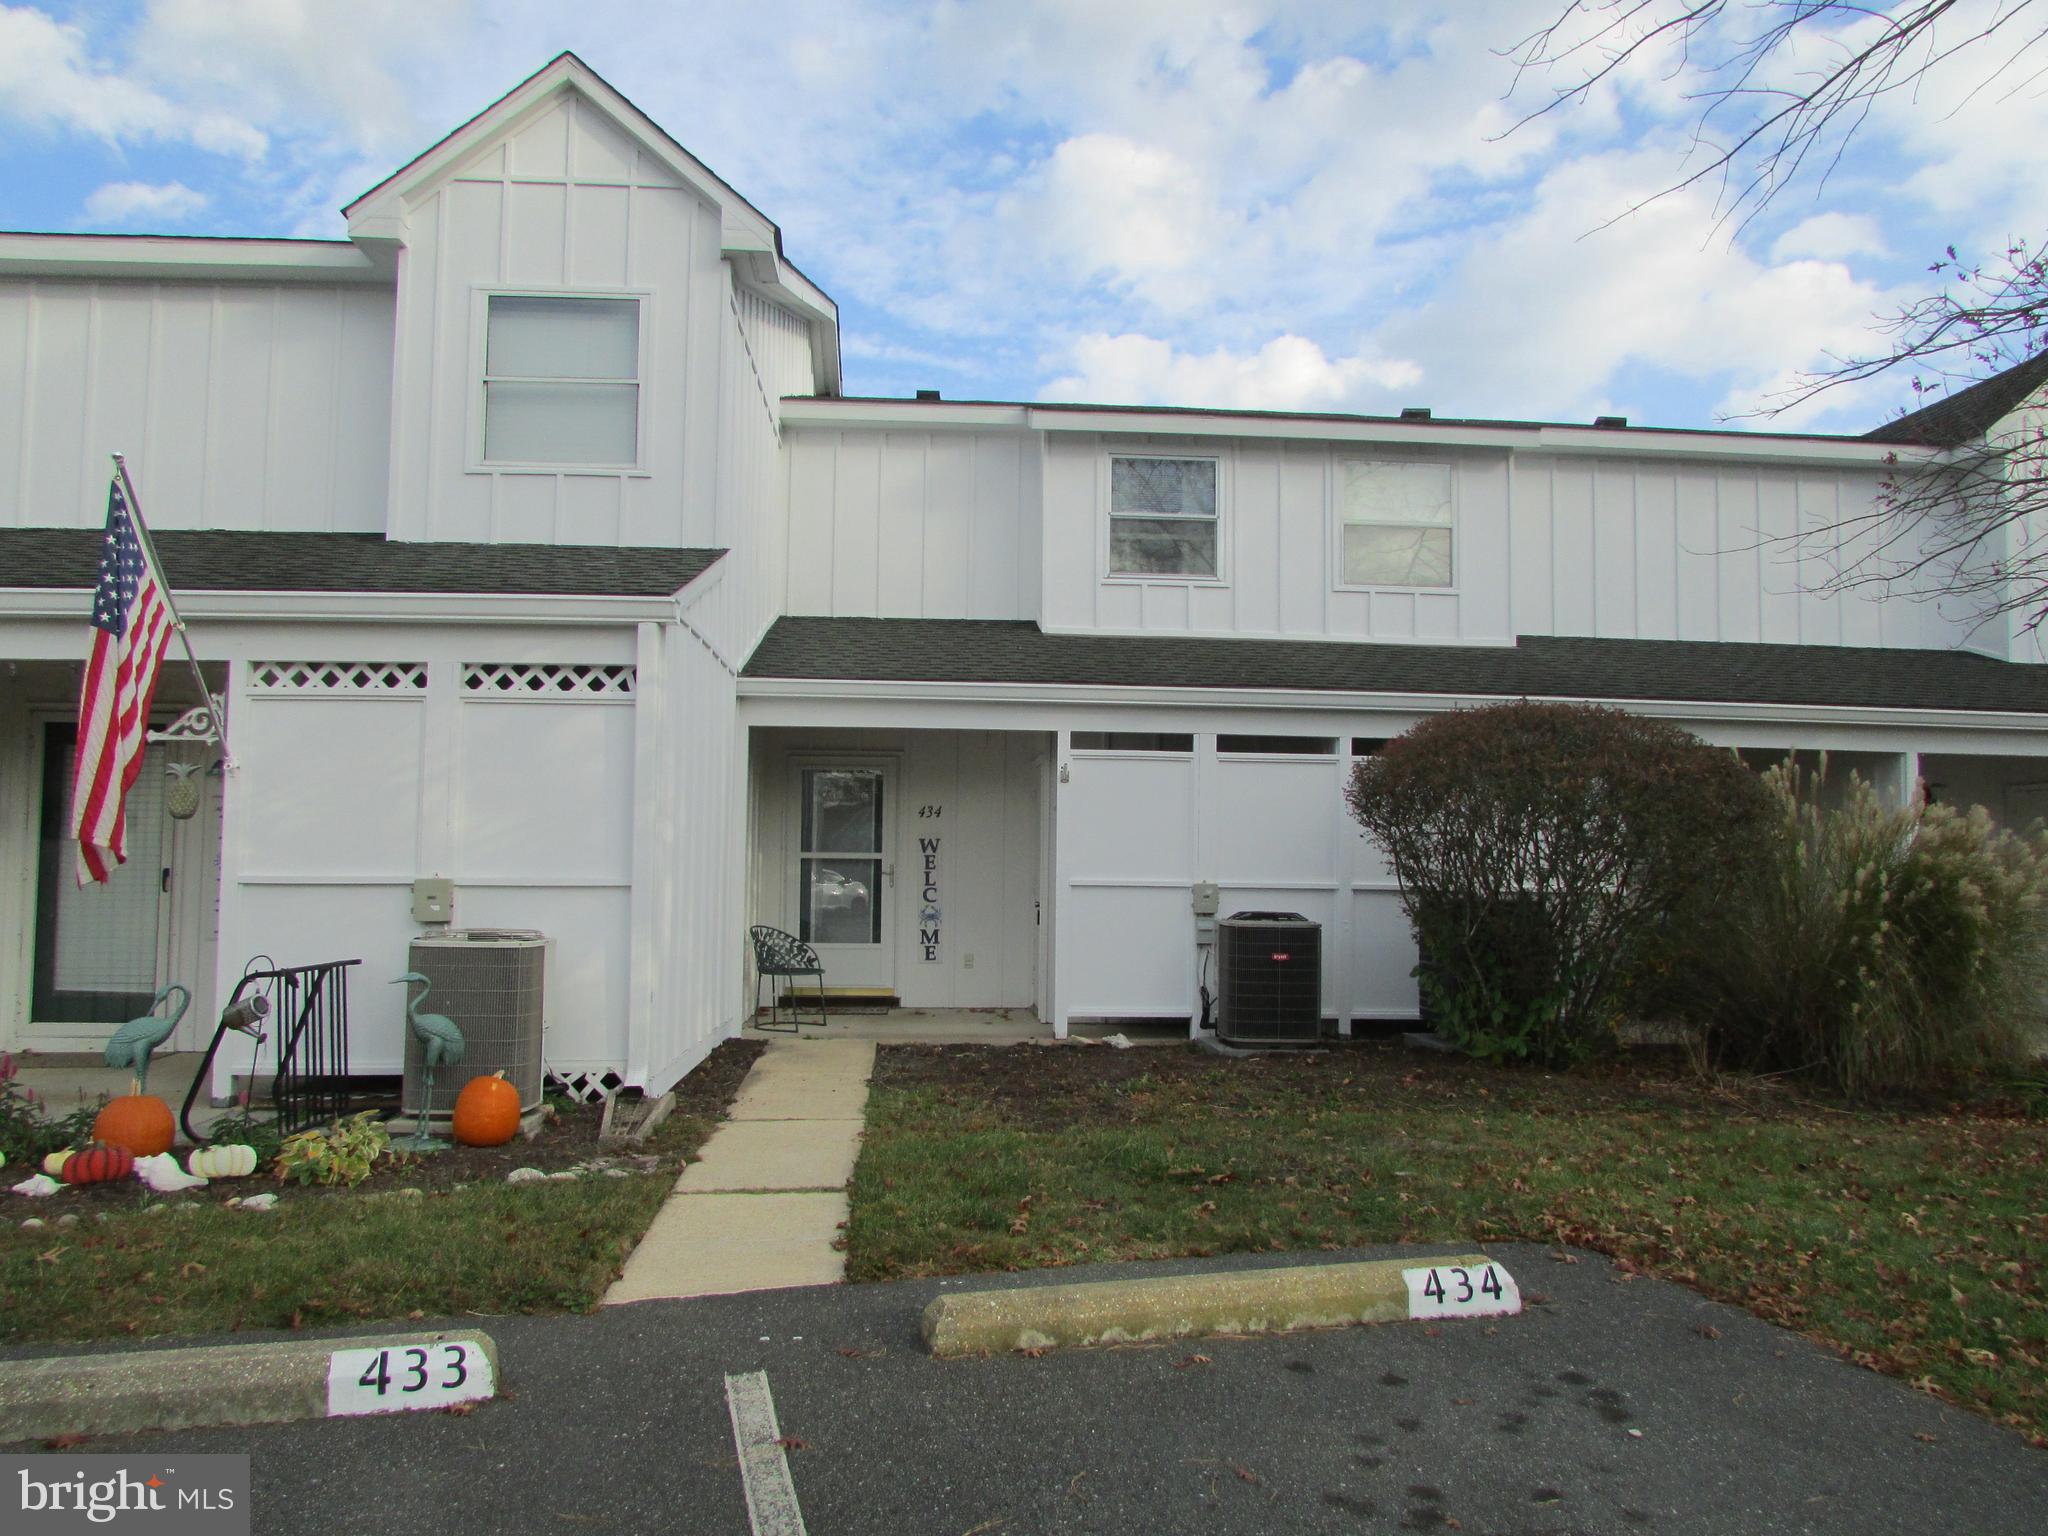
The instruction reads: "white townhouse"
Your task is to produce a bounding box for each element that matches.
[4,55,2048,1098]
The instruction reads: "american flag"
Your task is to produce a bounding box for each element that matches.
[72,477,175,885]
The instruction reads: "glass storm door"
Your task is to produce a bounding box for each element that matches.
[795,765,894,990]
[33,722,172,1028]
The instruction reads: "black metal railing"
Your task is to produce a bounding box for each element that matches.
[181,958,362,1141]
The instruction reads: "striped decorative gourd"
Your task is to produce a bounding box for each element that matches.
[59,1144,136,1185]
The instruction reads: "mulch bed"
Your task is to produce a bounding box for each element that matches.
[867,1036,2036,1127]
[14,1039,764,1212]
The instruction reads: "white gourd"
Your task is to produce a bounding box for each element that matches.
[187,1143,258,1179]
[42,1149,72,1177]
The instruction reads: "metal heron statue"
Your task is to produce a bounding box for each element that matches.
[104,984,190,1095]
[391,972,465,1152]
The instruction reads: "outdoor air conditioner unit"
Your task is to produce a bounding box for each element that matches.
[1215,911,1322,1045]
[404,929,550,1121]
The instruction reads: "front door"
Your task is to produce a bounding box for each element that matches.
[792,763,896,992]
[32,721,174,1035]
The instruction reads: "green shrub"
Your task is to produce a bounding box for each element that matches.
[1347,701,1770,1066]
[275,1112,391,1187]
[1681,760,2048,1097]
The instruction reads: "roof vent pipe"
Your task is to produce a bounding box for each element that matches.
[1593,415,1628,428]
[1399,407,1432,421]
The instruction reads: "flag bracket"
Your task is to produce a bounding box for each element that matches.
[147,697,228,746]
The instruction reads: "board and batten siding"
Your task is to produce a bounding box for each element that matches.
[637,567,750,1092]
[0,278,392,532]
[384,90,729,549]
[1510,457,1985,652]
[1038,434,1499,641]
[781,427,1042,620]
[718,279,809,658]
[1029,431,1993,653]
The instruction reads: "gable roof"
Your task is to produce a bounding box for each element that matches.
[742,616,2048,716]
[1864,349,2048,447]
[342,51,838,391]
[0,528,721,598]
[345,53,770,248]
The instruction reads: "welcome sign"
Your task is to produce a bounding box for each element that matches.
[917,832,941,962]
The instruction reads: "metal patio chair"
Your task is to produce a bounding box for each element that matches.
[750,926,828,1033]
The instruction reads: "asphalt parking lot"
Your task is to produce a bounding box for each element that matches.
[9,1242,2044,1534]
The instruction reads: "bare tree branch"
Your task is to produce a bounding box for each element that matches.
[1499,1,2046,236]
[1502,4,2048,636]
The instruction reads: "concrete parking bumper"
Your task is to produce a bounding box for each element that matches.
[921,1252,1497,1357]
[0,1329,498,1443]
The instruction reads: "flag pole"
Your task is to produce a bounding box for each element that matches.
[110,453,234,770]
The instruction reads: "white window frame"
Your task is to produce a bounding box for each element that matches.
[1331,457,1457,592]
[468,287,653,475]
[1102,451,1228,584]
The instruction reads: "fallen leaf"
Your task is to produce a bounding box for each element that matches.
[1914,1432,1937,1444]
[1231,1463,1258,1484]
[1017,1347,1047,1359]
[774,1435,809,1451]
[44,1433,89,1450]
[1695,1323,1721,1340]
[1173,1354,1212,1369]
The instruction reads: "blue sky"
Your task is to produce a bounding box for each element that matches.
[2,1,2041,432]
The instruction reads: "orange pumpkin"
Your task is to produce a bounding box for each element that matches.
[93,1094,176,1157]
[61,1143,136,1184]
[452,1071,522,1147]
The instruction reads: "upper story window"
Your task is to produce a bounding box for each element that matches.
[482,294,642,468]
[1339,460,1453,587]
[1108,456,1219,578]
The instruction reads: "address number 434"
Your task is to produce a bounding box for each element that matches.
[1402,1261,1522,1320]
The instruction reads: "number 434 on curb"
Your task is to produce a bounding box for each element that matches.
[1402,1261,1522,1320]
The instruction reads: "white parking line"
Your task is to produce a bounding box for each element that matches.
[725,1370,808,1536]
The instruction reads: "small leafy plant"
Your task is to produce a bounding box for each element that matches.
[0,1053,105,1167]
[205,1110,285,1166]
[274,1112,390,1187]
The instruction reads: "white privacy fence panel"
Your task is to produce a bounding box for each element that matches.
[1057,733,1420,1027]
[211,626,642,1092]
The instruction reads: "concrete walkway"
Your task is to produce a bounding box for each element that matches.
[604,1037,875,1304]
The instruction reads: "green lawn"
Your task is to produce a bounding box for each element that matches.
[0,1040,760,1345]
[846,1043,2048,1445]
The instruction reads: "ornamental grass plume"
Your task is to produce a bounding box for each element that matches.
[1687,758,2048,1097]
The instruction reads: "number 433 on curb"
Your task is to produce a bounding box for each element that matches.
[326,1340,495,1417]
[1402,1261,1521,1320]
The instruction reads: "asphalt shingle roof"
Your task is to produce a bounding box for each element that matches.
[1864,349,2048,448]
[0,528,723,597]
[742,616,2048,715]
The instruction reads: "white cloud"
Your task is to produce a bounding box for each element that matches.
[2,1,2012,427]
[0,5,265,156]
[82,180,210,225]
[1043,332,1422,411]
[1379,147,1899,427]
[1771,213,1887,262]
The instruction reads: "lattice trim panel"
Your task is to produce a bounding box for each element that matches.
[249,660,428,694]
[547,1066,627,1106]
[461,663,637,699]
